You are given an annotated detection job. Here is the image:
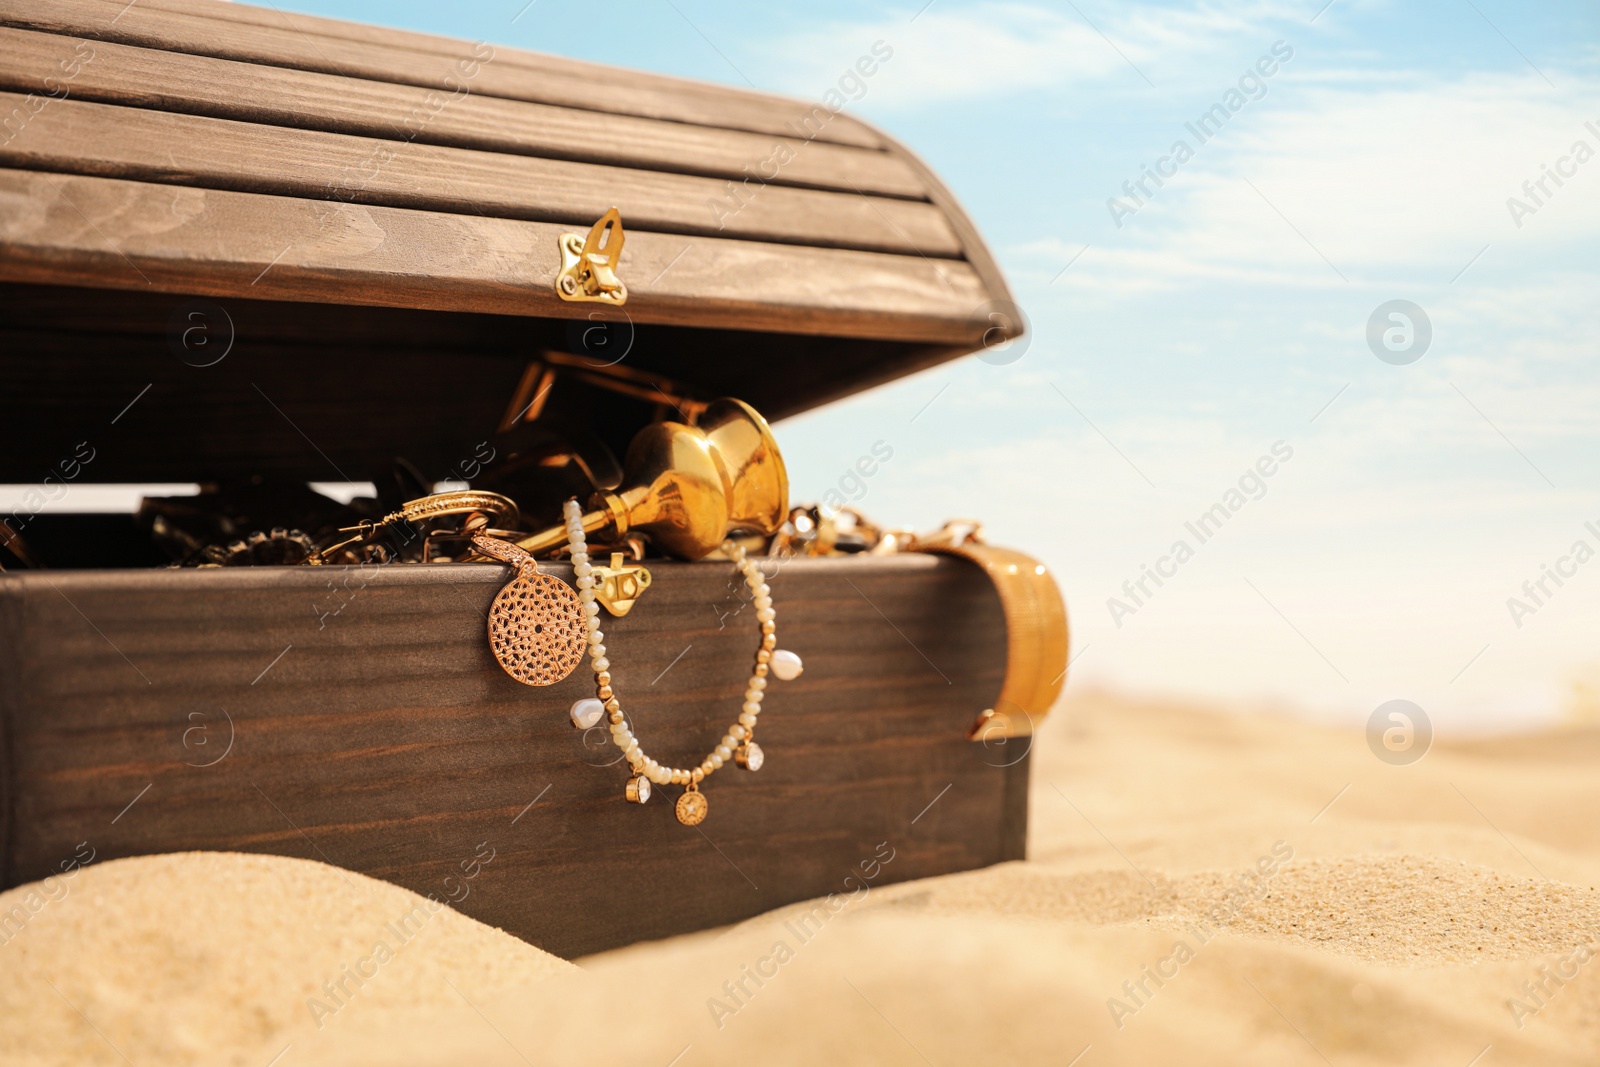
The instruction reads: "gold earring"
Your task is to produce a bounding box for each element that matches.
[472,532,587,687]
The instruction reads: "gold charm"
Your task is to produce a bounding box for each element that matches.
[674,786,708,826]
[734,742,763,771]
[589,552,652,616]
[475,534,586,687]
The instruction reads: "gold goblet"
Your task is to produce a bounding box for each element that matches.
[513,398,788,560]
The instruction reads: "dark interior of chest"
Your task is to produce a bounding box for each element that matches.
[1,280,959,570]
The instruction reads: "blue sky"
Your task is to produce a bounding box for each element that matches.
[43,0,1600,731]
[259,0,1600,731]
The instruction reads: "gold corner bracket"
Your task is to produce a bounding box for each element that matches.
[556,208,628,306]
[913,537,1068,741]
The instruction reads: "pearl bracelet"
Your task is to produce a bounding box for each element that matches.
[561,499,802,826]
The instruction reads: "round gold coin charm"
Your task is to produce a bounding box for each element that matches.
[486,567,587,686]
[674,787,709,826]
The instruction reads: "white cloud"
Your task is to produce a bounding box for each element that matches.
[1042,69,1600,290]
[763,0,1306,108]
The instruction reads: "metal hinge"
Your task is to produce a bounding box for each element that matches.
[556,208,628,306]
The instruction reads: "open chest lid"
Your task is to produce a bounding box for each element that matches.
[0,0,1021,484]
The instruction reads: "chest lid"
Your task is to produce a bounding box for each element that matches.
[0,0,1021,483]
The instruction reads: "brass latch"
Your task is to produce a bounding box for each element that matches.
[556,208,628,305]
[589,551,652,616]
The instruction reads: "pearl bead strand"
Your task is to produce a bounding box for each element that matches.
[563,499,801,825]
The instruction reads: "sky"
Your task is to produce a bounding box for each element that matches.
[16,0,1599,734]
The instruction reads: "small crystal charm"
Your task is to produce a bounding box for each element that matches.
[735,742,764,771]
[570,698,605,729]
[626,776,652,803]
[770,649,803,681]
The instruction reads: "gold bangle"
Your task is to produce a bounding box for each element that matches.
[913,538,1068,739]
[315,490,522,562]
[395,491,519,527]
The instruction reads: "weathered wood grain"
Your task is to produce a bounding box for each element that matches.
[869,118,1026,344]
[0,92,957,256]
[0,170,989,343]
[0,555,1028,957]
[0,1,1021,366]
[0,28,925,198]
[0,0,885,149]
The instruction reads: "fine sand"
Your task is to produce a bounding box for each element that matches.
[3,690,1597,1065]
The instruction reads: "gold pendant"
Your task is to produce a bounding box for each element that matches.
[674,786,708,826]
[476,534,586,687]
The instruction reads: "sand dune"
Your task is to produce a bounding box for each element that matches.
[3,690,1596,1065]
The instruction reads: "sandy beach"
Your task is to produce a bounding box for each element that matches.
[4,690,1596,1065]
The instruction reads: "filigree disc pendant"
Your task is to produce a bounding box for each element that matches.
[487,569,587,686]
[675,788,709,826]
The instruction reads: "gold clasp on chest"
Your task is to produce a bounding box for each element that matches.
[556,208,628,305]
[589,551,652,616]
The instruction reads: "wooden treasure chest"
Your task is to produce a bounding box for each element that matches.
[0,0,1065,957]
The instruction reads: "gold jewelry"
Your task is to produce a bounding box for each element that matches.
[472,532,587,687]
[316,490,520,563]
[586,551,653,616]
[563,499,802,825]
[771,509,1066,739]
[511,398,787,561]
[674,788,709,826]
[911,523,1066,740]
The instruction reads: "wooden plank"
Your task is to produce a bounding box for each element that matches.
[0,91,958,257]
[0,0,885,149]
[120,0,892,150]
[0,554,1021,957]
[0,170,989,343]
[0,27,926,199]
